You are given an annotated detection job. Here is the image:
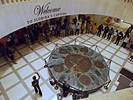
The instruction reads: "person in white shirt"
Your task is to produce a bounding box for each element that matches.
[75,23,81,35]
[70,23,76,36]
[121,35,130,48]
[53,24,57,36]
[49,25,53,36]
[111,30,118,42]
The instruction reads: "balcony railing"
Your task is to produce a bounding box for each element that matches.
[0,0,30,4]
[0,0,133,5]
[121,0,132,3]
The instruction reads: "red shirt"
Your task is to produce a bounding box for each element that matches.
[0,38,7,44]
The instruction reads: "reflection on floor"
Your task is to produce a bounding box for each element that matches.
[0,18,133,100]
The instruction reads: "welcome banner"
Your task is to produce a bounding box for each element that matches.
[0,0,133,38]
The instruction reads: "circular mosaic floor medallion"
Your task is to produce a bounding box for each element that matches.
[48,45,109,92]
[94,61,105,69]
[80,47,88,53]
[54,64,64,73]
[65,53,92,73]
[59,49,68,54]
[78,75,91,86]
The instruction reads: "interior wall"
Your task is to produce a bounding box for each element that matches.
[0,0,133,38]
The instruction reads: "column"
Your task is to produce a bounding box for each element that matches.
[0,0,2,4]
[16,0,20,2]
[6,0,12,3]
[1,0,6,4]
[11,0,16,3]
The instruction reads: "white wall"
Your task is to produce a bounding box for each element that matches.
[0,0,133,38]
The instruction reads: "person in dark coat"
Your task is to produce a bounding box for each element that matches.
[62,81,70,97]
[45,30,50,42]
[124,27,131,38]
[107,28,114,41]
[65,23,70,36]
[73,17,77,25]
[97,24,103,36]
[28,27,35,44]
[102,26,109,38]
[115,32,123,45]
[6,47,16,64]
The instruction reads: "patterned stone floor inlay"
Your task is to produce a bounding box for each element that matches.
[78,75,91,86]
[65,53,92,73]
[48,44,109,92]
[59,49,68,54]
[94,61,105,69]
[54,64,65,73]
[80,47,88,53]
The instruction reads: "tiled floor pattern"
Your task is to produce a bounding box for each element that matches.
[0,33,133,100]
[0,16,133,100]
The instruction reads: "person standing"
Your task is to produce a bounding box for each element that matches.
[45,30,50,42]
[13,33,19,45]
[70,23,76,35]
[75,23,81,35]
[49,25,53,36]
[111,30,118,43]
[28,28,35,44]
[73,17,77,25]
[33,24,39,41]
[81,23,85,34]
[121,35,130,48]
[102,26,109,38]
[86,22,91,34]
[97,24,103,36]
[61,24,66,37]
[6,47,17,64]
[91,23,97,34]
[65,23,70,36]
[57,25,61,37]
[107,28,114,41]
[124,27,131,38]
[0,37,7,56]
[53,24,57,36]
[57,87,63,100]
[115,31,123,45]
[62,81,70,97]
[32,72,42,96]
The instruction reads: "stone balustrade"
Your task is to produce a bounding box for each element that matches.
[0,0,29,4]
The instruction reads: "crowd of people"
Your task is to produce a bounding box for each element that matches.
[0,16,133,63]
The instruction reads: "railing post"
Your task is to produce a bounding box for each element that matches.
[11,0,16,3]
[7,0,12,3]
[1,0,6,4]
[15,0,20,2]
[0,0,2,4]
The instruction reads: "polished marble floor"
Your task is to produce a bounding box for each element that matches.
[0,33,133,100]
[0,17,133,100]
